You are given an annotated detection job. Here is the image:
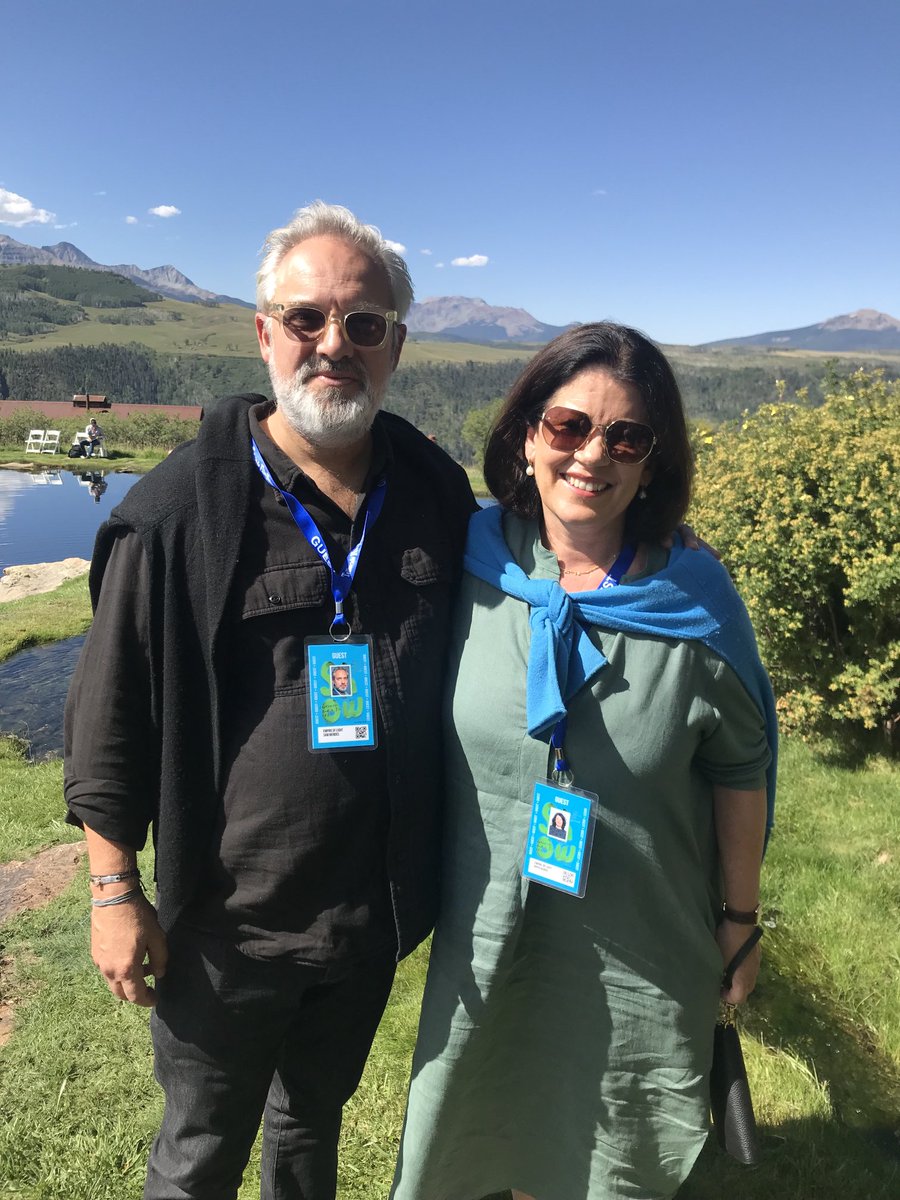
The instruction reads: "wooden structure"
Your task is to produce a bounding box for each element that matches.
[72,393,111,411]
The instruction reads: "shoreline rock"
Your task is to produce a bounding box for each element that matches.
[0,558,91,604]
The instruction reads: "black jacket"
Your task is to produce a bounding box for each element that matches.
[65,394,476,954]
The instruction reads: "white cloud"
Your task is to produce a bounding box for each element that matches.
[435,262,445,269]
[420,248,432,255]
[384,239,406,253]
[451,254,489,268]
[592,188,607,196]
[149,204,181,218]
[94,190,107,196]
[0,187,56,227]
[125,215,139,225]
[53,222,78,230]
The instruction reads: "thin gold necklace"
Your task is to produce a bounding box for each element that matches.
[559,549,621,577]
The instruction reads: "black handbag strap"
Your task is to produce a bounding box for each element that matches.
[722,925,763,990]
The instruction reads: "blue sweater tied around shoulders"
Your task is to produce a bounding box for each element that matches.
[464,505,778,837]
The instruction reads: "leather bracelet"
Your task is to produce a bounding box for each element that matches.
[90,869,141,887]
[721,902,760,925]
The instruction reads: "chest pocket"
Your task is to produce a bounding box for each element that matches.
[237,561,330,696]
[397,544,455,586]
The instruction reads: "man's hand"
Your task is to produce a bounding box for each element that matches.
[664,523,722,560]
[91,895,168,1006]
[715,920,761,1006]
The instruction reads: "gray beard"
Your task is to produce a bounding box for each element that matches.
[267,356,384,448]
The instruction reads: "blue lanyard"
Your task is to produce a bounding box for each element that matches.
[251,437,387,640]
[551,542,635,781]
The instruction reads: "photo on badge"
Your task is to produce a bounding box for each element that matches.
[547,808,569,841]
[330,664,353,697]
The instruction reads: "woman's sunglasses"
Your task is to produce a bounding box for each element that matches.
[538,407,657,464]
[268,304,397,349]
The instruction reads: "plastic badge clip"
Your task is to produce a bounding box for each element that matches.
[329,600,352,642]
[551,745,574,787]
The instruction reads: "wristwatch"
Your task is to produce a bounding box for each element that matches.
[721,902,760,925]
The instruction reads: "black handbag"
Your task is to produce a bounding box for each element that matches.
[709,924,763,1164]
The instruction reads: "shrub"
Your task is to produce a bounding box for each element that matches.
[109,411,197,452]
[690,370,900,740]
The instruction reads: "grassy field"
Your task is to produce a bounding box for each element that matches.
[0,721,897,1198]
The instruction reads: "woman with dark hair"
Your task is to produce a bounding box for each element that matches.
[391,324,776,1200]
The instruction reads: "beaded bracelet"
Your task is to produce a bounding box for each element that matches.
[89,869,141,887]
[91,886,144,909]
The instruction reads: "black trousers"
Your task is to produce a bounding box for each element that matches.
[143,924,396,1200]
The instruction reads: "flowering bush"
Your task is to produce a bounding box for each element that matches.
[691,371,900,739]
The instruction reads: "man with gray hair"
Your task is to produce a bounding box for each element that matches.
[64,202,476,1199]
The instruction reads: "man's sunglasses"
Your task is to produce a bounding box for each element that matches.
[268,304,398,349]
[538,406,657,464]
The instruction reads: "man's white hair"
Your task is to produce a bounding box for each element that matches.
[256,200,414,320]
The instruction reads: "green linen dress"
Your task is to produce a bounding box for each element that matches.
[392,515,770,1200]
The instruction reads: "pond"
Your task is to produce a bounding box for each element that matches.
[0,466,142,756]
[0,466,141,570]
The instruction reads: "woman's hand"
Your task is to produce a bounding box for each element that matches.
[715,920,761,1005]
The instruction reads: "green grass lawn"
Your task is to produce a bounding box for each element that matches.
[0,574,93,664]
[0,450,162,470]
[0,737,897,1199]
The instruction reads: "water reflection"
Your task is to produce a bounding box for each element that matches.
[0,635,84,759]
[0,466,139,568]
[80,471,109,503]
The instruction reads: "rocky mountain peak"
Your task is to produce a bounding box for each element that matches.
[820,309,900,332]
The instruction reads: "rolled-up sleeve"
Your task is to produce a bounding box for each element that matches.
[64,529,158,847]
[694,655,771,793]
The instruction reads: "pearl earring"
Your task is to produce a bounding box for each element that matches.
[525,463,535,477]
[638,486,648,500]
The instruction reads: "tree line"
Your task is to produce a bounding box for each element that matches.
[1,340,898,463]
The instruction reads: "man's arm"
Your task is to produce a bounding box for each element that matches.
[713,785,767,1004]
[66,528,166,1005]
[85,825,168,1006]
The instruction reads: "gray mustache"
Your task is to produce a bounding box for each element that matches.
[299,355,367,385]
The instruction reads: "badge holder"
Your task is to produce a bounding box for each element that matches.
[305,633,378,751]
[522,721,598,898]
[522,779,598,898]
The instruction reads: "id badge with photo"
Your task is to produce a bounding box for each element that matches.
[522,779,598,898]
[305,636,377,751]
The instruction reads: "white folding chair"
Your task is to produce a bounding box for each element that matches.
[41,430,61,454]
[25,429,46,453]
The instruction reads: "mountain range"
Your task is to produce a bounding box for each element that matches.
[406,296,571,342]
[0,234,252,308]
[704,309,900,353]
[1,234,898,351]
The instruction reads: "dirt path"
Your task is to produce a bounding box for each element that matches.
[0,841,86,1047]
[0,841,86,925]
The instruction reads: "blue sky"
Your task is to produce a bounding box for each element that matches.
[2,0,898,343]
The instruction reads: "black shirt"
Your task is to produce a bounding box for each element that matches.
[66,402,474,964]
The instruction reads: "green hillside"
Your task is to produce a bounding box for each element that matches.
[0,264,158,308]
